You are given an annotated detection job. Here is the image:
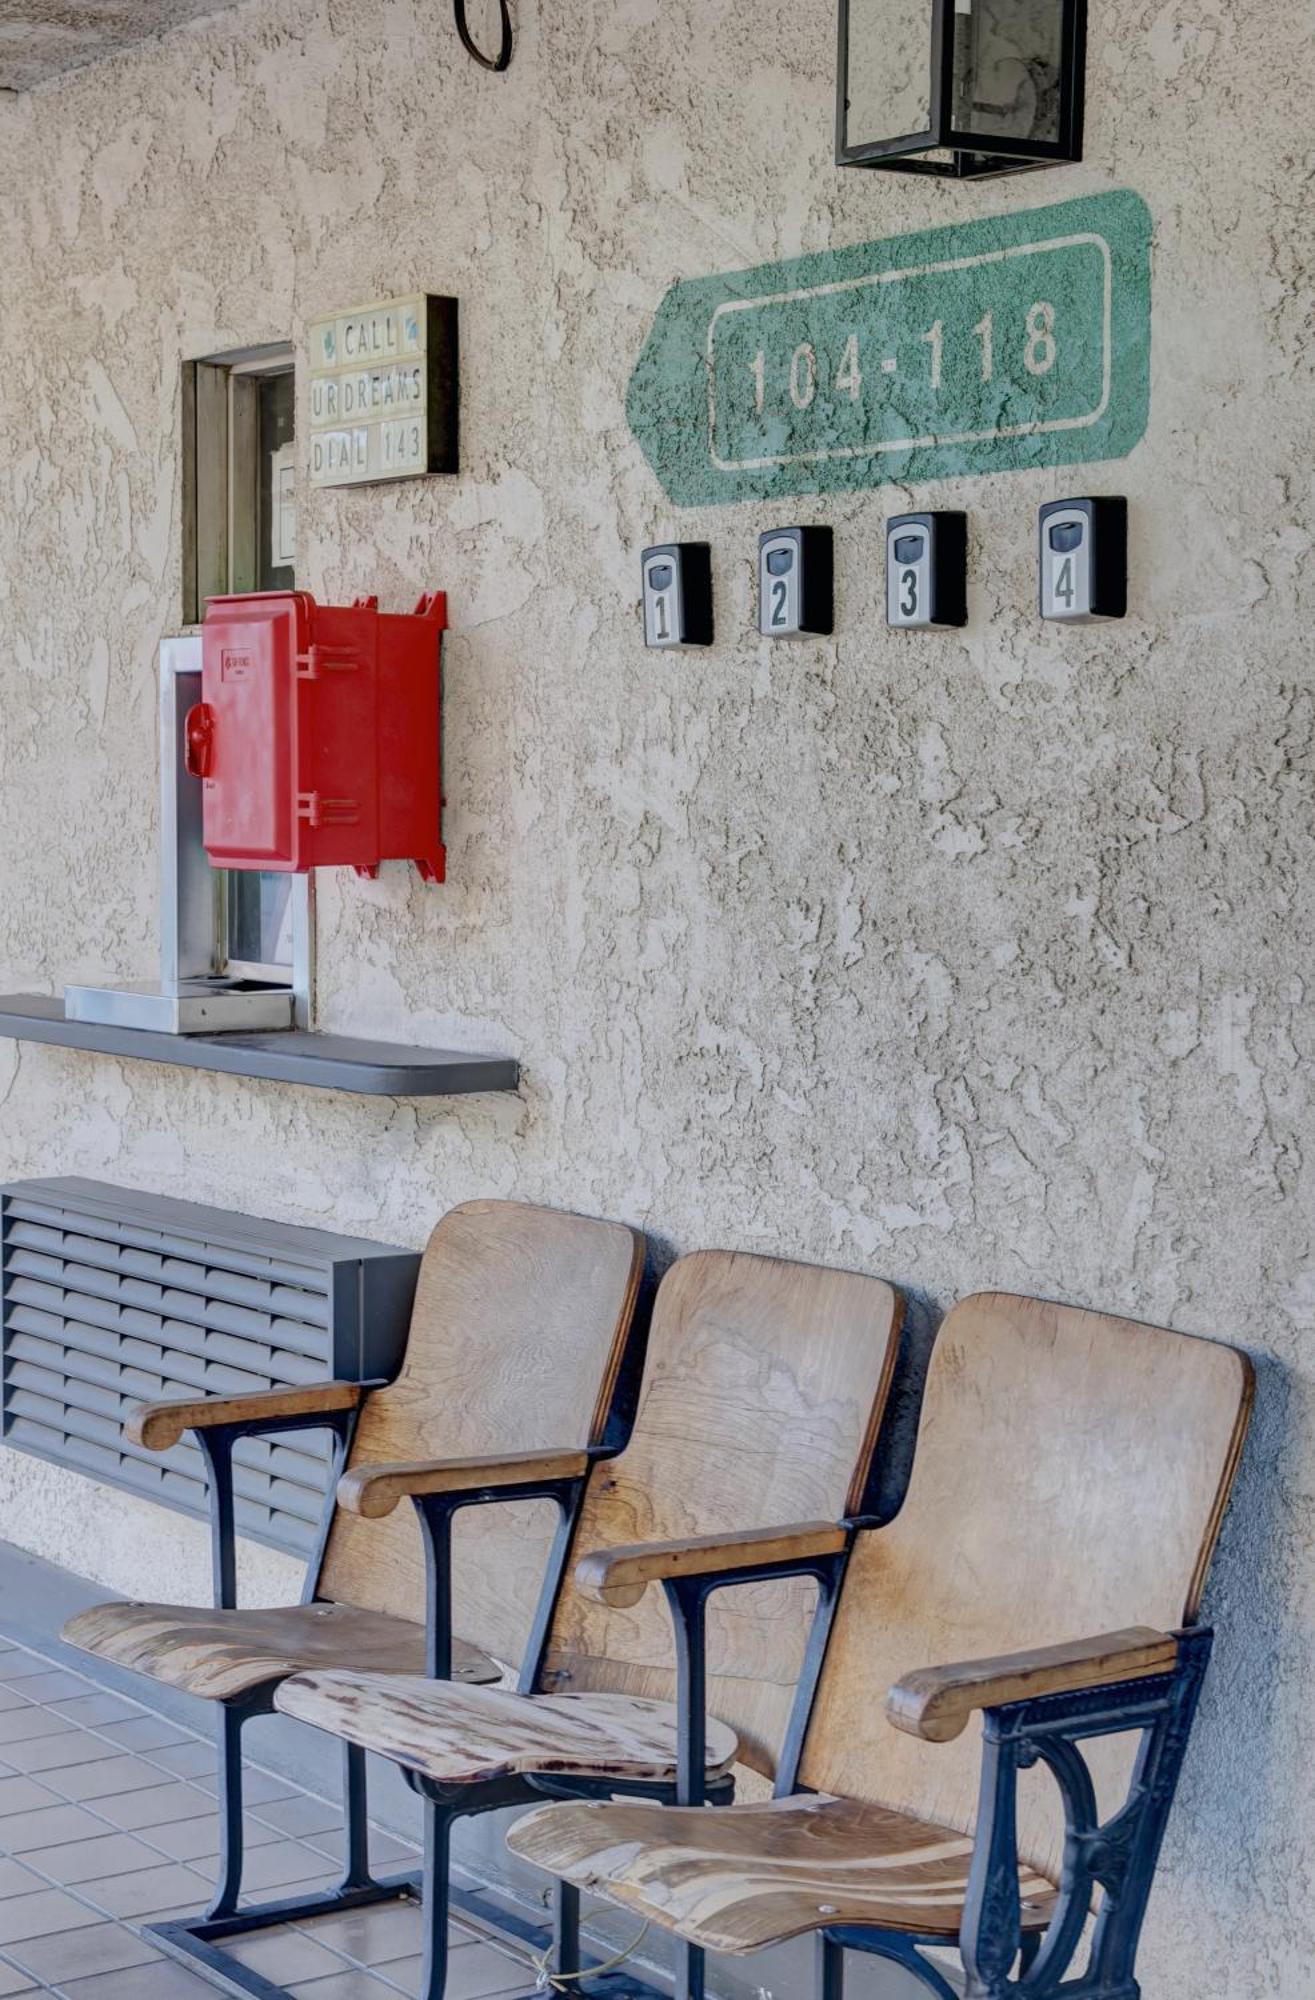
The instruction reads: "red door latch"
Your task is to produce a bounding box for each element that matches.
[184,702,215,779]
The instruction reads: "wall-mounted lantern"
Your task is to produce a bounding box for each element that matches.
[836,0,1086,179]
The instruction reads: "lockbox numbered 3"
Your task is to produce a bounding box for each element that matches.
[886,513,967,629]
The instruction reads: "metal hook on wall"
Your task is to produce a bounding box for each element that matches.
[453,0,513,71]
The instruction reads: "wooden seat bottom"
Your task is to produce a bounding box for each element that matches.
[61,1600,500,1702]
[506,1791,1059,1950]
[274,1671,739,1788]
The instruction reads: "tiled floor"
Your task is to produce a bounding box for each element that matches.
[0,1635,536,1999]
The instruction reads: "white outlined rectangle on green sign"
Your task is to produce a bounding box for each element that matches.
[627,192,1150,506]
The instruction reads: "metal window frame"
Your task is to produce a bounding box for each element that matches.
[160,636,314,1027]
[182,342,296,626]
[835,0,1086,179]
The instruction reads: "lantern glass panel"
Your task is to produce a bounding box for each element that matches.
[844,0,934,151]
[950,0,1064,143]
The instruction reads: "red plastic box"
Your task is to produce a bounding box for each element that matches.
[190,591,446,881]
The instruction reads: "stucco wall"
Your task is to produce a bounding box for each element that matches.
[0,0,1308,1992]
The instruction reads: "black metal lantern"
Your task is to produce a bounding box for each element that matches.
[836,0,1086,179]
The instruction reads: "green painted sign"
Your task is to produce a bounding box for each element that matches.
[627,191,1151,506]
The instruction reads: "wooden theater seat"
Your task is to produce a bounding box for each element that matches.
[272,1248,905,2000]
[277,1248,903,1787]
[507,1292,1253,1988]
[65,1199,644,1698]
[60,1599,493,1702]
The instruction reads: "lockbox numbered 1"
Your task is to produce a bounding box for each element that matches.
[1039,498,1127,622]
[758,527,833,638]
[885,513,967,630]
[641,543,713,649]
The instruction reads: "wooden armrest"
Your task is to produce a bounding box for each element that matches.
[886,1627,1181,1743]
[338,1448,592,1520]
[128,1381,369,1453]
[575,1521,848,1609]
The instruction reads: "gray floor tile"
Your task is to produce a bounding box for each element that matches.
[0,1699,29,1720]
[0,1709,76,1748]
[223,1922,352,1983]
[93,1717,192,1755]
[1,1731,122,1775]
[0,1865,39,1903]
[142,1740,215,1780]
[233,1841,338,1893]
[139,1810,283,1862]
[300,1899,425,1964]
[192,1766,297,1806]
[307,1827,416,1870]
[94,1782,214,1831]
[46,1695,141,1728]
[255,1793,344,1838]
[0,1802,110,1851]
[0,1778,59,1820]
[60,1960,223,1998]
[288,1975,399,1999]
[18,1831,164,1885]
[0,1660,54,1683]
[75,1861,210,1920]
[0,1958,36,1996]
[385,1941,532,1999]
[7,1672,94,1704]
[3,1917,161,1983]
[52,1755,179,1803]
[0,1886,103,1946]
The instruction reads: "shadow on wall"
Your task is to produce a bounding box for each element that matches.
[1163,1345,1291,1915]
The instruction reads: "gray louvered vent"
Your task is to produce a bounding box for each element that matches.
[1,1177,420,1557]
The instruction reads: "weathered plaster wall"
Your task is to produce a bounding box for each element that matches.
[0,0,1309,1991]
[0,1,243,90]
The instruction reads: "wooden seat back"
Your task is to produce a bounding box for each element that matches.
[319,1200,643,1670]
[799,1292,1253,1881]
[539,1249,903,1780]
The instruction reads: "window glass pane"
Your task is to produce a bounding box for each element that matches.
[258,370,296,591]
[228,870,294,969]
[952,0,1063,141]
[845,0,933,148]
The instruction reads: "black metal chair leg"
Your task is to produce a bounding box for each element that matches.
[818,1933,845,2000]
[554,1878,581,1982]
[340,1741,374,1893]
[676,1940,705,2000]
[208,1704,246,1920]
[420,1798,454,2000]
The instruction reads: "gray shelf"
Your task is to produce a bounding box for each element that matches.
[0,995,518,1098]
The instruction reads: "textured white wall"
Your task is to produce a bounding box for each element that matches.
[0,0,1307,1992]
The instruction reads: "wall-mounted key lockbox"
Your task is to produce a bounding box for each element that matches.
[193,590,446,881]
[886,512,968,629]
[759,527,834,638]
[1039,498,1127,621]
[641,544,713,649]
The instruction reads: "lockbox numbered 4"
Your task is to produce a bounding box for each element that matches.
[1039,497,1127,622]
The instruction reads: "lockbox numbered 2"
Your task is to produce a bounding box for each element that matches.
[885,513,967,630]
[758,527,833,638]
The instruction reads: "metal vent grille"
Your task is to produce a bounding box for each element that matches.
[1,1178,419,1557]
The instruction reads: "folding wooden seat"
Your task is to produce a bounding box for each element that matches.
[507,1291,1253,2000]
[62,1199,646,1940]
[273,1247,904,2000]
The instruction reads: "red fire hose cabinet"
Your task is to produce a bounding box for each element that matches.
[191,591,446,882]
